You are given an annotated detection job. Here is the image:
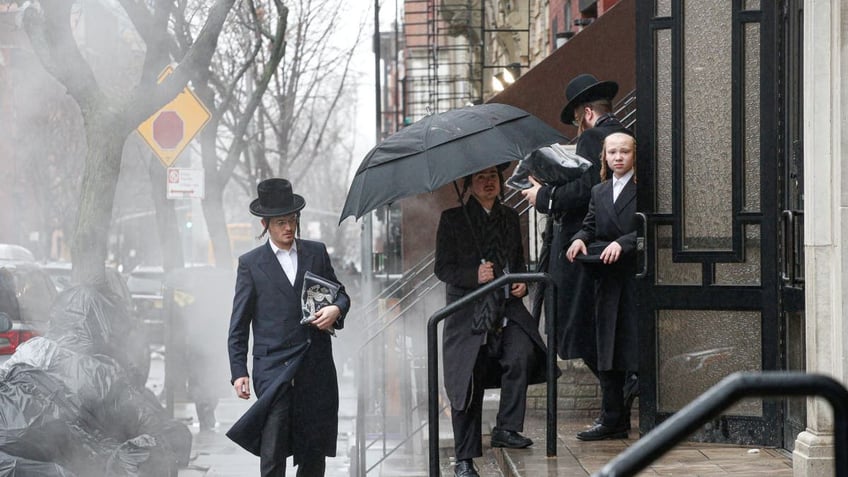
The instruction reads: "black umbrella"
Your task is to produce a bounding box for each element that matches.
[339,103,567,223]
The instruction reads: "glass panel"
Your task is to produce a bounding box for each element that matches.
[744,0,760,10]
[743,23,761,212]
[656,29,672,214]
[655,225,701,285]
[785,310,806,433]
[656,0,671,17]
[657,310,762,416]
[682,2,733,250]
[715,225,761,285]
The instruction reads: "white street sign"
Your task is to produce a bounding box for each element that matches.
[167,167,205,199]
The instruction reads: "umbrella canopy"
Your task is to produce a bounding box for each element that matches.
[339,103,567,223]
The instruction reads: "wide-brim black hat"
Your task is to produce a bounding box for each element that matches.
[560,74,619,125]
[249,178,306,218]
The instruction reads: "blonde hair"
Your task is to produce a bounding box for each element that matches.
[600,132,637,183]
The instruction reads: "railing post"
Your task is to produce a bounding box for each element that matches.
[545,278,557,457]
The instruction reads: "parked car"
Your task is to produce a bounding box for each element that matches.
[127,265,165,346]
[0,244,35,262]
[0,262,57,362]
[41,261,132,300]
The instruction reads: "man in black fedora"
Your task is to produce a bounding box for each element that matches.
[227,178,351,476]
[520,74,637,436]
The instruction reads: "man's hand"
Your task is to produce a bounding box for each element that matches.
[519,176,543,207]
[478,261,495,284]
[234,376,251,399]
[600,241,622,264]
[311,304,341,331]
[510,282,527,298]
[566,239,587,262]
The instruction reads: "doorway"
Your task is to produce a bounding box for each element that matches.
[634,0,803,446]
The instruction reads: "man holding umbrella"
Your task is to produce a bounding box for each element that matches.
[435,165,550,477]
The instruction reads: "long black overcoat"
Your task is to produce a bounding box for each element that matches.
[533,114,628,361]
[571,179,638,372]
[434,198,549,411]
[226,239,350,460]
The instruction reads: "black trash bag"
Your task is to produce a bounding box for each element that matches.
[0,338,191,474]
[46,286,149,388]
[0,449,77,477]
[506,144,592,190]
[0,364,123,475]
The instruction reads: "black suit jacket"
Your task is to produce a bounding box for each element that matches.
[226,239,350,458]
[571,178,638,371]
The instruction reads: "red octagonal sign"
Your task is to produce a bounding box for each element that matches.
[152,111,184,149]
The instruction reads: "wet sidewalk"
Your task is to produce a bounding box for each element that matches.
[175,403,793,476]
[171,368,793,476]
[493,412,794,476]
[175,370,357,476]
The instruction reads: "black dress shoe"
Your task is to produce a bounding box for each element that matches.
[576,423,628,441]
[490,427,533,448]
[454,459,480,477]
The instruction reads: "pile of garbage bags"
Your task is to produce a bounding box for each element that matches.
[0,286,191,477]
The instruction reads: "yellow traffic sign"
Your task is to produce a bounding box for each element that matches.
[136,66,211,167]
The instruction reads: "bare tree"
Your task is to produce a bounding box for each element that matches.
[15,0,236,286]
[250,0,365,258]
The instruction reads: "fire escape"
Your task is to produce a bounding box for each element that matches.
[401,0,532,124]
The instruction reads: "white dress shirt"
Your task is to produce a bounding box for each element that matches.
[269,240,298,285]
[612,170,634,203]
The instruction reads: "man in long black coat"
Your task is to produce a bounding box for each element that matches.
[521,74,628,373]
[435,166,550,477]
[227,178,351,477]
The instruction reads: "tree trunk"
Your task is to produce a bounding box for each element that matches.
[71,110,128,286]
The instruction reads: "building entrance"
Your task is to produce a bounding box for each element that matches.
[634,0,804,447]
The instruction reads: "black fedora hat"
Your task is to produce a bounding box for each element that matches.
[249,178,306,218]
[560,74,619,125]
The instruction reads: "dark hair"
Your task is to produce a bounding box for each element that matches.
[461,167,506,201]
[575,99,614,135]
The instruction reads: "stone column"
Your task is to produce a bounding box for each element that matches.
[794,1,847,476]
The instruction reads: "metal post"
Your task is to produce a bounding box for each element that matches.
[545,279,557,456]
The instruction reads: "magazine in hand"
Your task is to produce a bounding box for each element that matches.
[300,271,340,336]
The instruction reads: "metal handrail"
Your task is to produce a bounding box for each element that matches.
[593,372,848,477]
[427,272,556,476]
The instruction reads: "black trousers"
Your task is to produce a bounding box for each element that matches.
[260,386,327,477]
[451,323,536,460]
[598,370,626,428]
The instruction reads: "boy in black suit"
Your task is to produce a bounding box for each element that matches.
[566,132,639,440]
